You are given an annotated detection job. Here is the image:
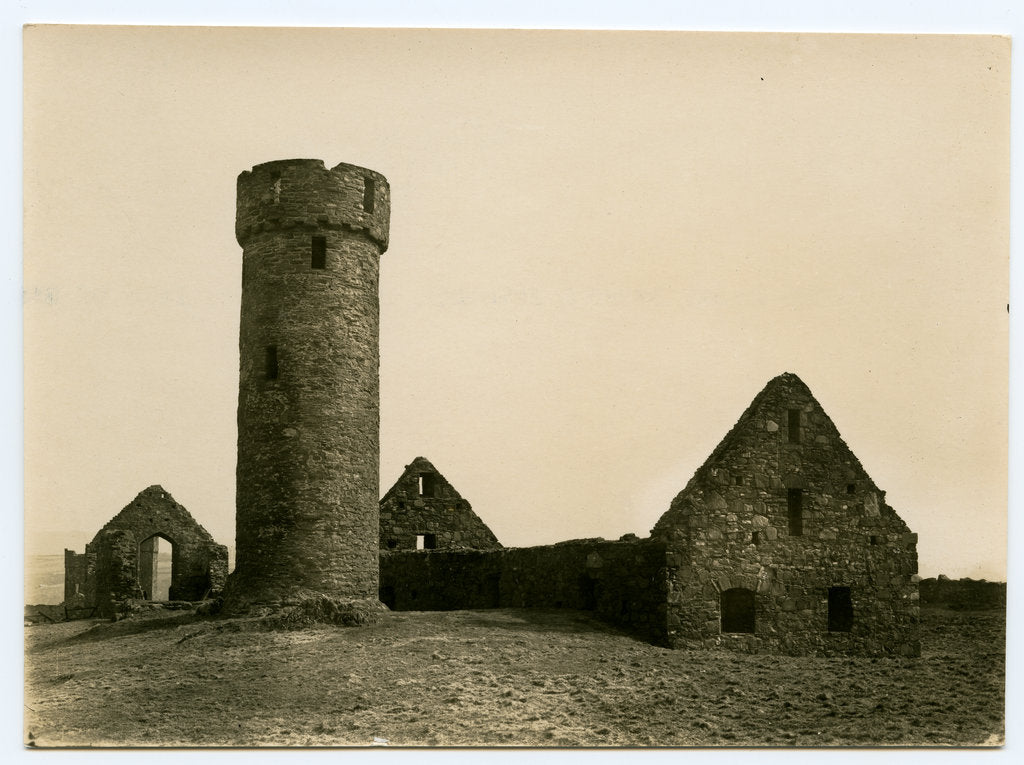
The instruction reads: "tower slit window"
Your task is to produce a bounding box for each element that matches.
[363,177,375,213]
[265,345,278,380]
[311,236,327,269]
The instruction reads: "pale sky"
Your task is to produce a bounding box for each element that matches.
[22,26,1009,581]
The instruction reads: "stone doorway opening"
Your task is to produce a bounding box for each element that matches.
[721,587,756,633]
[139,533,174,601]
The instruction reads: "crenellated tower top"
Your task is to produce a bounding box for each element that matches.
[235,158,390,251]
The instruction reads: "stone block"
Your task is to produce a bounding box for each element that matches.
[706,492,728,510]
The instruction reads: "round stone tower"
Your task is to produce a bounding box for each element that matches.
[222,158,390,613]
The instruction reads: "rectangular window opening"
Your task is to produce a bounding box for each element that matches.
[311,236,326,269]
[420,473,437,498]
[787,488,803,536]
[846,483,857,494]
[828,586,854,632]
[415,533,437,551]
[869,535,879,546]
[265,345,278,380]
[751,531,760,545]
[788,409,801,443]
[363,177,375,213]
[734,475,743,486]
[415,534,425,550]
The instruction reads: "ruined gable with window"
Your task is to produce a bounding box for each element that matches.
[652,373,920,656]
[64,485,228,619]
[379,457,501,551]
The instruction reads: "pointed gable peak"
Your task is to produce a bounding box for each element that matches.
[382,456,464,503]
[407,456,436,472]
[763,371,811,393]
[137,484,173,500]
[651,371,884,537]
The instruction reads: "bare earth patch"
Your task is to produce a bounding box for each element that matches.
[24,605,1004,747]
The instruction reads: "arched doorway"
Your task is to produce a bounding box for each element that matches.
[139,533,174,601]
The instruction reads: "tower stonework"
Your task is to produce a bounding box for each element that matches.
[222,158,390,613]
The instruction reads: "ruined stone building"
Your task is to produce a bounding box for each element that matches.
[57,159,919,657]
[379,457,501,551]
[649,372,919,655]
[64,485,228,619]
[381,373,920,656]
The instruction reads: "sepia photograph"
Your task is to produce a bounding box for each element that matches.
[20,13,1009,750]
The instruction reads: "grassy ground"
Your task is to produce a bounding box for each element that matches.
[24,604,1004,747]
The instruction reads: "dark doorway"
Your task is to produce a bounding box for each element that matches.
[579,575,597,610]
[485,574,501,608]
[379,584,396,609]
[721,588,755,633]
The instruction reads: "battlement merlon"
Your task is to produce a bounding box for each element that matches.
[235,158,390,251]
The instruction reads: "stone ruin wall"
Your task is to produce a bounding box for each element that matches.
[63,486,229,619]
[380,538,670,645]
[919,577,1005,610]
[654,375,920,656]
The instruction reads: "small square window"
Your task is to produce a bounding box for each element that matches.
[869,535,879,546]
[846,483,856,494]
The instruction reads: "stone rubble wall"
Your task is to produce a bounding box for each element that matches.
[919,577,1005,610]
[379,537,669,645]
